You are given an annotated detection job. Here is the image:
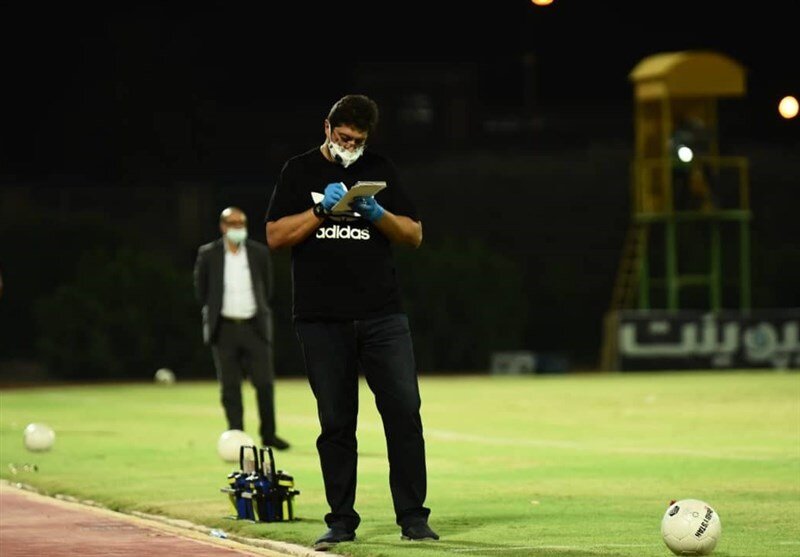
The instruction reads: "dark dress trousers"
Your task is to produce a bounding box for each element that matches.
[193,238,276,443]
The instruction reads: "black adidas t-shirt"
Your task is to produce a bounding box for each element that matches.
[265,147,419,321]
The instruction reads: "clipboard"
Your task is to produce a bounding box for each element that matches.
[331,181,387,214]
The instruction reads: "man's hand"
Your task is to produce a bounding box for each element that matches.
[352,196,385,222]
[322,182,346,211]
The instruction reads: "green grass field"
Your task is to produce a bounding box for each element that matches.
[1,371,798,556]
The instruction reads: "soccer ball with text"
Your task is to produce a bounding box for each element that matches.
[661,499,722,555]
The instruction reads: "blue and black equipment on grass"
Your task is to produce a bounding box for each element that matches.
[221,444,259,520]
[252,445,299,522]
[220,444,299,522]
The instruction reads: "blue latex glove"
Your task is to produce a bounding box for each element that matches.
[351,196,385,222]
[322,182,346,211]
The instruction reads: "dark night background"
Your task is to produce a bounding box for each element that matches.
[1,1,798,380]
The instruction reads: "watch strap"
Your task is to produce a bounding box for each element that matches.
[313,202,329,218]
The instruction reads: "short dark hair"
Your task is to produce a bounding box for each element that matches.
[327,94,379,135]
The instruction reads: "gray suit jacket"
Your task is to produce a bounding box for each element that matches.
[193,238,273,346]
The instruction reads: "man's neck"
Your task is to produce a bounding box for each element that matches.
[224,238,242,254]
[320,142,334,163]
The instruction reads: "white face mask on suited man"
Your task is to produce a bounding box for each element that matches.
[225,228,248,244]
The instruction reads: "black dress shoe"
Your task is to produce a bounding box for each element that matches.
[262,436,290,451]
[401,522,439,541]
[313,527,355,551]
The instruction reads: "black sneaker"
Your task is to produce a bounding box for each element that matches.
[401,522,439,541]
[313,527,356,551]
[262,436,290,451]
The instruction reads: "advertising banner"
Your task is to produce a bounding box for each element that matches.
[617,309,800,370]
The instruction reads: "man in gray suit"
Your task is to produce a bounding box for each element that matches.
[194,206,289,451]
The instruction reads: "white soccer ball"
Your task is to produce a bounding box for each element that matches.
[154,368,176,384]
[661,499,722,555]
[216,429,255,462]
[23,423,56,452]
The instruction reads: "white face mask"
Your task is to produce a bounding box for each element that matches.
[226,228,248,244]
[328,140,364,168]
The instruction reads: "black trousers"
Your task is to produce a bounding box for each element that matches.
[295,313,430,532]
[211,318,276,444]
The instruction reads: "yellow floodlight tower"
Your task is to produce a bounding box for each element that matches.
[601,51,752,369]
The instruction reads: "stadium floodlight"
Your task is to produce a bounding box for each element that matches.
[677,145,694,163]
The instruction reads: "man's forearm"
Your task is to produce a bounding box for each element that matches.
[374,212,422,248]
[266,209,324,250]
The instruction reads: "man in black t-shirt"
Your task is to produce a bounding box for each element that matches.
[265,94,438,551]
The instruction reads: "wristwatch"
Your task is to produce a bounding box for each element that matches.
[313,202,329,219]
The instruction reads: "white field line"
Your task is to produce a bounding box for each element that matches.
[283,415,794,461]
[425,429,791,461]
[450,541,800,553]
[450,543,654,552]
